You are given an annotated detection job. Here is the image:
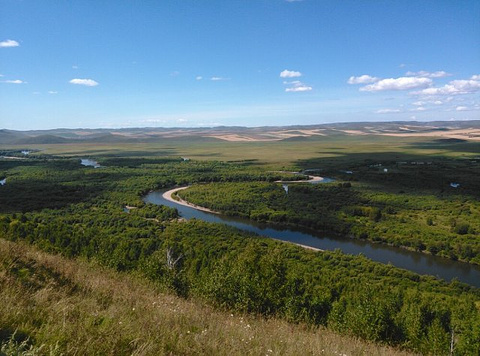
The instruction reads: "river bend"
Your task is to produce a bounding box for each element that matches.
[144,189,480,288]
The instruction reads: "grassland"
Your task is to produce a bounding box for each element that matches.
[3,126,480,166]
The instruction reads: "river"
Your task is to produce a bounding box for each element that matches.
[144,189,480,288]
[80,159,101,168]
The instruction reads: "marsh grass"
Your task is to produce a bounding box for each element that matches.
[0,239,415,355]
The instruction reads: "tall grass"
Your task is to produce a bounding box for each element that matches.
[0,239,415,355]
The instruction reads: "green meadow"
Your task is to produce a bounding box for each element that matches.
[4,133,478,163]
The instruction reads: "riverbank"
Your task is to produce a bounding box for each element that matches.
[271,170,326,184]
[275,175,325,183]
[162,186,219,214]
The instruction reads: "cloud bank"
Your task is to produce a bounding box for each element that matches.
[360,77,432,92]
[413,76,480,96]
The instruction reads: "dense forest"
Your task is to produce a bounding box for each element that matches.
[179,156,480,265]
[1,152,480,355]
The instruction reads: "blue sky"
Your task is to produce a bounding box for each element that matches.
[1,0,479,130]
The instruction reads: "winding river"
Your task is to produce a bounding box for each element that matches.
[144,188,480,288]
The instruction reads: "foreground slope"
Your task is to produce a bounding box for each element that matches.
[0,239,414,356]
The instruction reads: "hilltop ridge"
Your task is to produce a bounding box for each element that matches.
[1,120,480,145]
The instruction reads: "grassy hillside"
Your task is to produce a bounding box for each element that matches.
[0,239,414,356]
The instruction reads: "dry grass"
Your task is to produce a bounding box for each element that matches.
[0,239,415,356]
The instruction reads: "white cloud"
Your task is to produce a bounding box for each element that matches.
[375,108,401,114]
[456,106,468,111]
[48,91,58,94]
[211,76,229,81]
[347,75,379,84]
[412,99,444,106]
[69,78,99,86]
[429,71,451,78]
[284,80,312,92]
[280,70,302,78]
[0,39,19,48]
[280,71,312,92]
[413,78,480,96]
[406,70,451,78]
[360,77,432,92]
[2,79,25,84]
[411,107,426,111]
[412,101,425,106]
[470,74,480,80]
[196,76,203,80]
[286,85,312,92]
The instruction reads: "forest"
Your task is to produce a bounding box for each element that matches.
[1,148,480,355]
[178,162,480,265]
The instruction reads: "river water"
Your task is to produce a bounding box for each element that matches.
[80,159,101,168]
[144,190,480,287]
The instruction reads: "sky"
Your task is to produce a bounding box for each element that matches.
[0,0,479,130]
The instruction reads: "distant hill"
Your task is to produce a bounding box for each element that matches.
[15,134,71,144]
[1,120,479,145]
[0,129,28,144]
